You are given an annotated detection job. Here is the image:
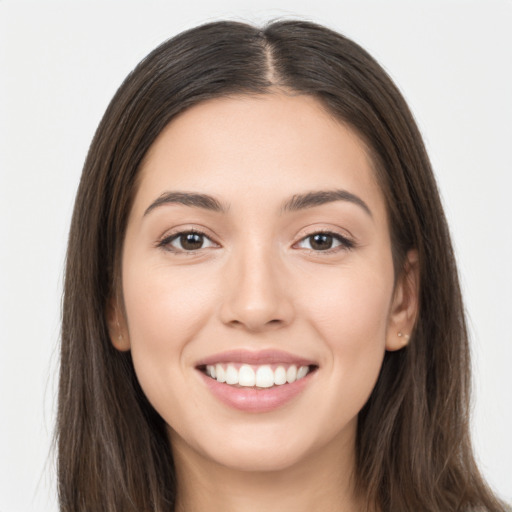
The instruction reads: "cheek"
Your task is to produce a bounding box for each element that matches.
[121,262,218,401]
[300,263,393,344]
[296,263,393,404]
[123,261,216,343]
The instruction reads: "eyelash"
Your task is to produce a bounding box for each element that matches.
[157,229,217,254]
[157,229,355,254]
[294,231,355,253]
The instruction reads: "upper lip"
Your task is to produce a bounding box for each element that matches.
[195,349,318,368]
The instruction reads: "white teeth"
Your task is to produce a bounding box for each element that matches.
[297,366,309,380]
[238,365,256,387]
[274,366,287,385]
[255,365,274,388]
[225,364,238,385]
[215,364,226,383]
[286,365,297,383]
[207,363,313,387]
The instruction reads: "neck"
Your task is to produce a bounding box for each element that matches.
[171,427,365,512]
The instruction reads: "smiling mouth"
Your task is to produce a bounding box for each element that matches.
[198,363,318,389]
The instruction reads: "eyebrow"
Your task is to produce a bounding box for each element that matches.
[144,191,228,216]
[144,189,372,218]
[281,189,372,217]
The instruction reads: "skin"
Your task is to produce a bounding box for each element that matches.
[110,92,418,512]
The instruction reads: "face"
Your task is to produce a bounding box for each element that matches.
[113,93,416,473]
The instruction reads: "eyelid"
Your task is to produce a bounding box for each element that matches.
[292,228,356,253]
[155,225,356,255]
[156,227,220,253]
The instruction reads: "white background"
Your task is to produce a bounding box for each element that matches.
[0,1,511,510]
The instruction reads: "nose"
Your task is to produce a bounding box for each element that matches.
[219,243,295,332]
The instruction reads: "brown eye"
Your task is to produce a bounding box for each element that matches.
[309,233,334,250]
[160,231,217,252]
[178,233,205,250]
[296,232,354,252]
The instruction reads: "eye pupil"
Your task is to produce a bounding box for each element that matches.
[310,233,333,250]
[180,233,203,250]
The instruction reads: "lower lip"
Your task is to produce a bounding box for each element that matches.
[198,370,314,413]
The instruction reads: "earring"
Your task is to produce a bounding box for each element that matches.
[398,332,410,340]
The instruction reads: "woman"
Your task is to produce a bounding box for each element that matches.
[57,20,506,511]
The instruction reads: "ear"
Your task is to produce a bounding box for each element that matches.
[105,296,131,352]
[386,249,420,351]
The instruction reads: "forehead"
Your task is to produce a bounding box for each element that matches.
[134,93,386,221]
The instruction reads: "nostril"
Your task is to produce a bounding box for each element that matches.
[226,317,285,332]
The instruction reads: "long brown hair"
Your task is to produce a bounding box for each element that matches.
[58,20,505,511]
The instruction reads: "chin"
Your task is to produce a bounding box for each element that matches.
[207,443,310,473]
[170,423,299,470]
